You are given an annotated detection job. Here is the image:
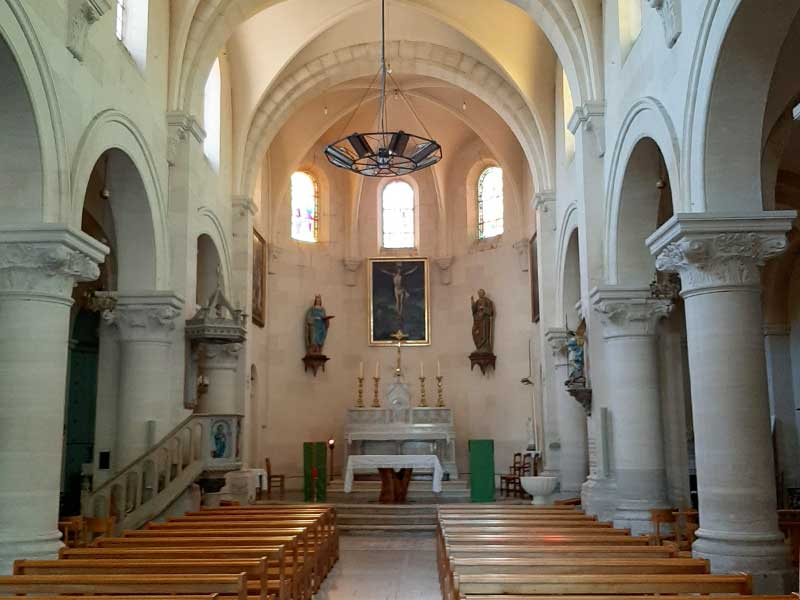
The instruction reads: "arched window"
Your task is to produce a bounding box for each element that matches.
[290,171,319,243]
[115,0,148,69]
[203,58,221,170]
[562,70,575,160]
[381,181,415,249]
[477,167,504,239]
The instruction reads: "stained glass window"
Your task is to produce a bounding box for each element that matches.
[290,171,319,243]
[381,181,415,249]
[115,0,126,41]
[478,166,504,239]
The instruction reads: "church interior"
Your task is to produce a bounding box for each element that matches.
[2,0,800,598]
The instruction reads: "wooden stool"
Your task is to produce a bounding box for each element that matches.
[649,508,676,545]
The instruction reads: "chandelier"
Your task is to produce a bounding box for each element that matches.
[323,0,442,177]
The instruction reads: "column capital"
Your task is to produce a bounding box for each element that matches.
[647,212,796,296]
[533,191,555,213]
[590,286,671,339]
[0,225,108,301]
[232,196,258,217]
[544,327,569,358]
[114,292,184,343]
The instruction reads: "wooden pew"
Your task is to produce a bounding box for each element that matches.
[443,544,677,559]
[57,547,303,600]
[440,534,652,545]
[10,596,219,600]
[440,525,625,534]
[449,557,710,575]
[13,558,276,600]
[459,596,792,600]
[451,573,752,597]
[0,573,249,600]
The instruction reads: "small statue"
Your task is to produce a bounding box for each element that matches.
[565,332,586,387]
[471,289,495,354]
[304,294,334,355]
[213,423,227,458]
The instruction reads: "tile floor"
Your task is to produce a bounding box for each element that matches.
[316,533,440,600]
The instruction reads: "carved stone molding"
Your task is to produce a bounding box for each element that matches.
[544,328,569,360]
[533,191,555,213]
[166,112,205,166]
[343,258,362,287]
[646,0,682,48]
[566,386,593,417]
[435,256,454,286]
[648,213,796,296]
[0,227,107,300]
[67,0,111,61]
[591,287,671,339]
[567,102,606,157]
[201,342,243,370]
[113,293,183,343]
[232,196,258,218]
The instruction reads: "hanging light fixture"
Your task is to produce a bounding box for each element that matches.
[324,0,442,177]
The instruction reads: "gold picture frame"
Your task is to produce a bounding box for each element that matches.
[367,257,430,346]
[252,229,266,327]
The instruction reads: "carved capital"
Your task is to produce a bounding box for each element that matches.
[533,191,555,213]
[67,0,111,61]
[591,287,671,339]
[166,112,205,166]
[434,256,455,285]
[0,226,107,301]
[113,293,183,343]
[232,196,258,217]
[343,258,362,287]
[544,328,569,359]
[568,102,605,157]
[646,0,682,48]
[648,213,795,296]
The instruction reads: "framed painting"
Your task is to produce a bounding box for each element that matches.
[368,257,430,346]
[529,233,540,323]
[252,228,266,327]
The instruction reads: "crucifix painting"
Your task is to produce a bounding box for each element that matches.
[368,257,430,346]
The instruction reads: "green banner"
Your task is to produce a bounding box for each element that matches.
[303,442,327,502]
[469,439,495,502]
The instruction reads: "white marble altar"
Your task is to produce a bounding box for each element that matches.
[344,406,458,479]
[344,455,444,493]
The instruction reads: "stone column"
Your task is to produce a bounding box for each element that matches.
[197,343,242,414]
[648,212,794,592]
[92,313,120,485]
[591,287,671,534]
[113,293,183,467]
[0,226,107,573]
[545,329,588,495]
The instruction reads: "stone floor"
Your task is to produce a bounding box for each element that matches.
[315,533,440,599]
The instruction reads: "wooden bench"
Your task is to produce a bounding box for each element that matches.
[13,558,277,600]
[451,573,752,597]
[9,596,220,600]
[443,544,677,559]
[459,596,792,600]
[0,573,249,600]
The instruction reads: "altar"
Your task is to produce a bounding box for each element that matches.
[344,406,458,479]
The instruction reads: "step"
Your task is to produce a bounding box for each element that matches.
[339,513,436,520]
[340,524,437,531]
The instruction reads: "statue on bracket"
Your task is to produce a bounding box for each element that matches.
[303,294,334,376]
[469,288,497,374]
[565,318,592,416]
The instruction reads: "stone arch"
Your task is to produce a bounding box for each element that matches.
[70,111,169,290]
[684,0,800,212]
[0,0,67,223]
[554,202,580,327]
[196,233,222,305]
[196,207,233,295]
[604,98,680,286]
[239,41,550,197]
[172,0,599,115]
[560,227,581,329]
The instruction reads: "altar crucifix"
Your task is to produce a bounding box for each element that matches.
[390,329,409,375]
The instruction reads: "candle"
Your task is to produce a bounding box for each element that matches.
[359,361,364,378]
[420,361,424,378]
[375,361,380,378]
[437,360,441,378]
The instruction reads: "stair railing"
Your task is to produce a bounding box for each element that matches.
[83,413,242,531]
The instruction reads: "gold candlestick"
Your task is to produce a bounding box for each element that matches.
[372,376,381,407]
[356,377,365,408]
[419,376,428,407]
[436,375,444,407]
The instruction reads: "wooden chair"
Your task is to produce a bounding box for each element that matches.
[266,458,285,497]
[81,516,115,547]
[649,508,676,545]
[499,453,522,497]
[58,517,83,548]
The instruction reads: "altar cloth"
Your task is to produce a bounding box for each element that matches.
[344,454,444,493]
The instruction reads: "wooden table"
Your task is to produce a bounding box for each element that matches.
[344,454,443,503]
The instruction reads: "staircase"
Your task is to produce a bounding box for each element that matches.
[82,413,243,532]
[326,477,469,503]
[336,503,438,532]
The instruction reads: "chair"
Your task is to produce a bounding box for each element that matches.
[265,458,285,497]
[650,508,676,545]
[58,516,83,548]
[81,516,115,546]
[499,453,522,497]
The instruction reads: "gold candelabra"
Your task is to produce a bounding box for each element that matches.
[372,376,381,407]
[419,376,428,407]
[436,375,444,407]
[356,377,365,408]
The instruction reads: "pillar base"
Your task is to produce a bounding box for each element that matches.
[693,529,791,593]
[0,530,62,574]
[581,475,616,522]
